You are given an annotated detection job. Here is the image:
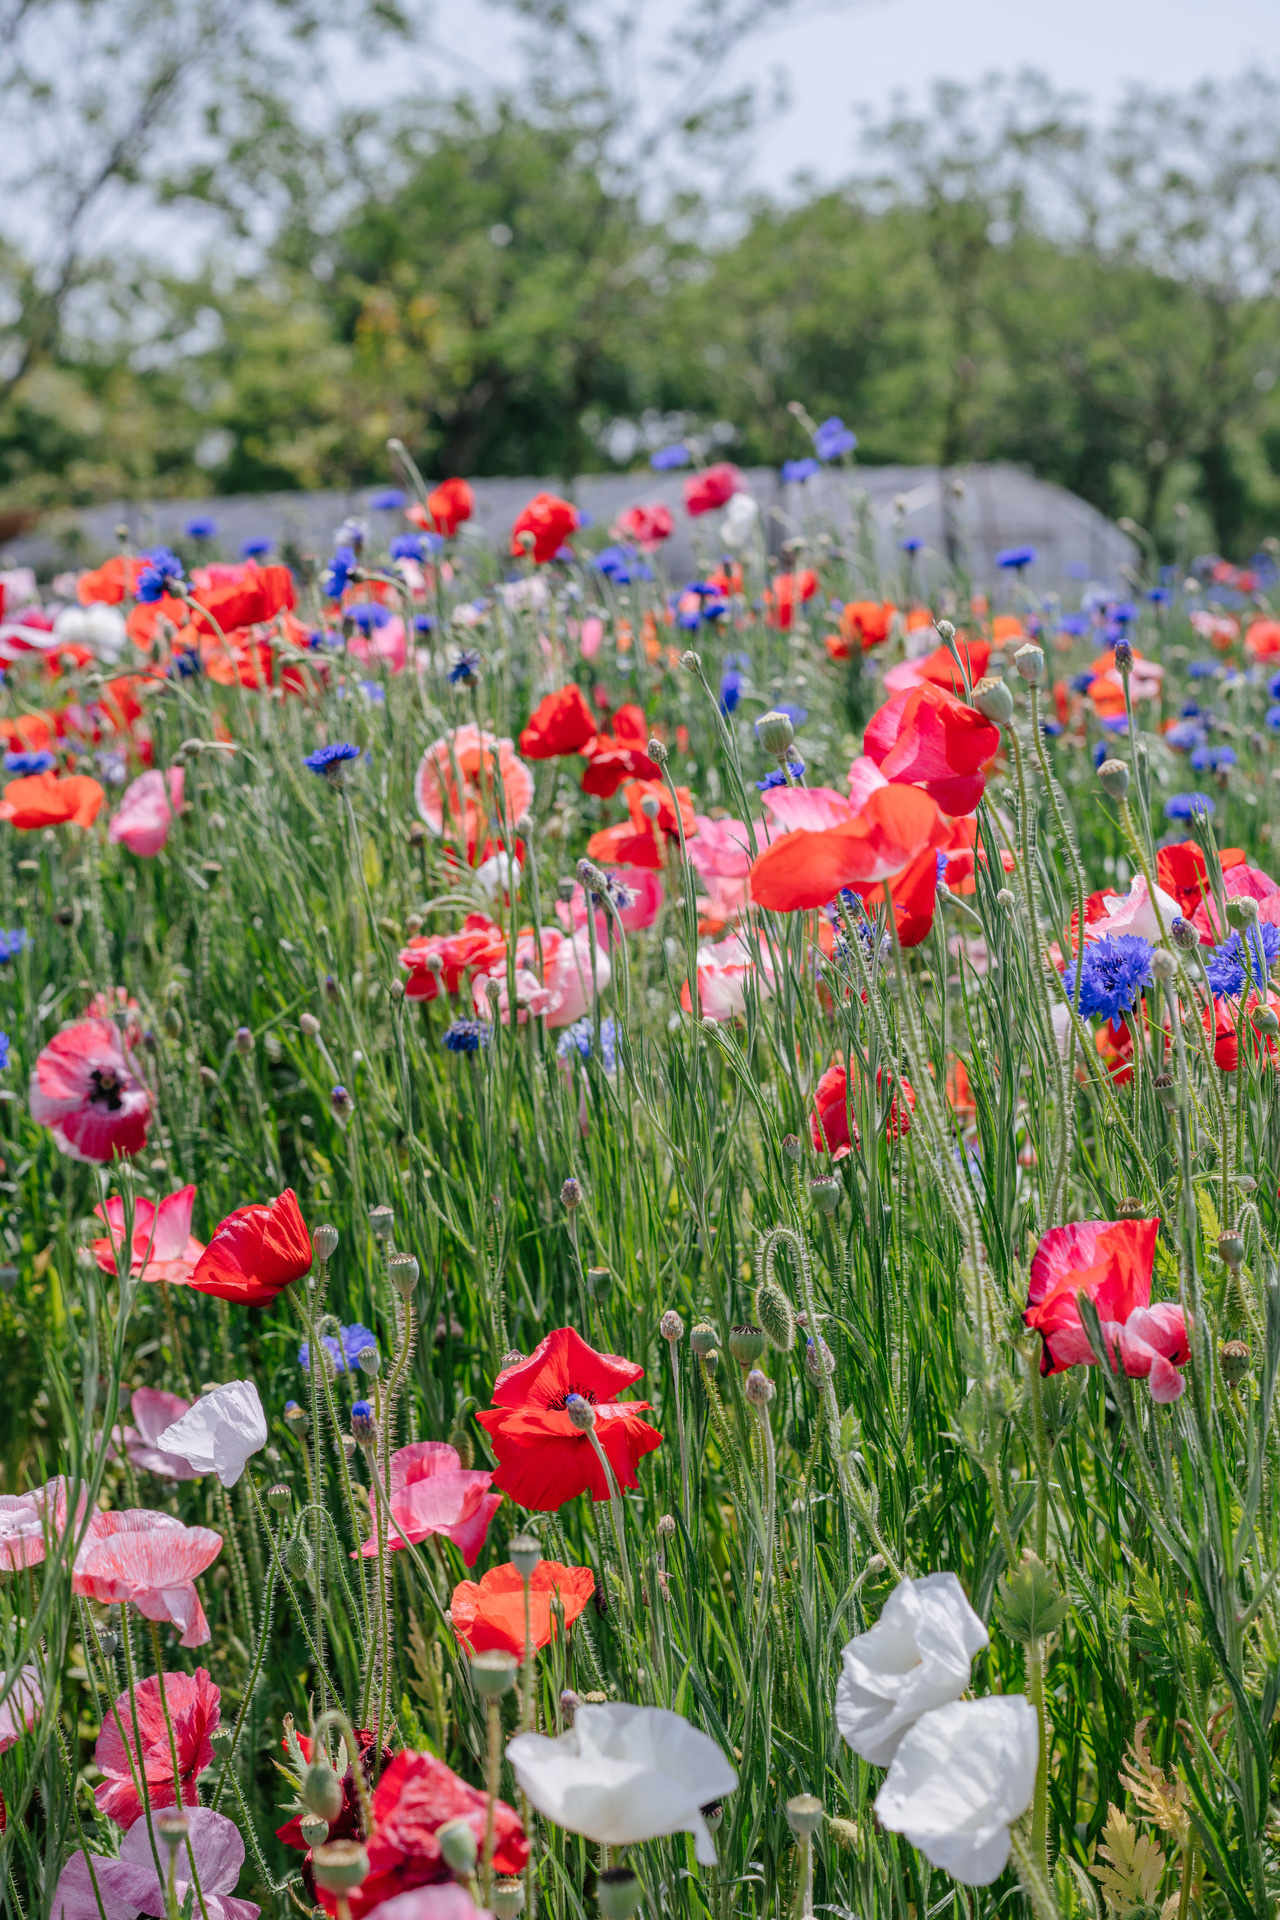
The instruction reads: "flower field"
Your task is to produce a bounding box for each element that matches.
[0,443,1279,1920]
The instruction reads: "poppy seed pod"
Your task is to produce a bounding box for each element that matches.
[388,1249,419,1296]
[369,1203,394,1240]
[436,1817,478,1876]
[701,1347,720,1372]
[782,1133,802,1160]
[1115,1197,1146,1220]
[310,1841,369,1894]
[1219,1231,1245,1269]
[357,1346,380,1377]
[728,1324,765,1367]
[701,1802,724,1833]
[1013,643,1045,684]
[756,710,795,757]
[785,1794,824,1839]
[1254,1005,1280,1035]
[690,1322,717,1358]
[299,1815,330,1850]
[969,676,1014,725]
[1226,895,1260,929]
[1221,1338,1251,1386]
[755,1278,795,1351]
[744,1368,775,1405]
[302,1758,345,1825]
[155,1809,190,1853]
[1153,1073,1178,1111]
[660,1308,685,1343]
[596,1869,643,1920]
[267,1483,291,1512]
[1097,759,1130,800]
[492,1881,526,1920]
[509,1533,542,1580]
[587,1266,611,1296]
[472,1649,520,1700]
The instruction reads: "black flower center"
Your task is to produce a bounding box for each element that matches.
[89,1067,124,1112]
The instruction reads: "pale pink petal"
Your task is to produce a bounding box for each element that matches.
[151,1186,197,1261]
[389,1440,462,1496]
[761,786,856,833]
[847,754,890,811]
[442,1489,503,1567]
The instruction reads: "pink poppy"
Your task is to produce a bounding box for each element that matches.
[0,1666,41,1751]
[108,767,185,858]
[563,865,663,939]
[355,1441,501,1566]
[615,503,674,550]
[91,1185,205,1285]
[73,1509,221,1646]
[688,816,755,880]
[0,1476,85,1570]
[1191,861,1280,942]
[348,614,407,675]
[680,933,775,1022]
[1024,1218,1191,1403]
[94,1668,220,1827]
[414,725,534,858]
[473,927,608,1029]
[29,1018,151,1163]
[52,1807,258,1920]
[113,1388,199,1481]
[360,1888,490,1920]
[1085,876,1182,945]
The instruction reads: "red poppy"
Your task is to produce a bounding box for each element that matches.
[683,464,743,516]
[0,712,55,756]
[1201,991,1280,1074]
[749,784,947,913]
[76,557,147,606]
[94,1671,219,1829]
[1245,617,1280,660]
[314,1752,527,1920]
[186,564,294,636]
[616,503,673,549]
[277,1729,394,1887]
[840,600,896,654]
[1155,840,1248,923]
[1095,1016,1136,1085]
[189,1188,311,1305]
[511,492,579,564]
[421,478,474,538]
[451,1559,595,1658]
[1024,1218,1189,1402]
[765,570,818,631]
[519,684,597,759]
[811,1062,913,1158]
[863,684,999,816]
[0,771,104,829]
[30,1018,151,1162]
[476,1326,662,1510]
[580,710,660,795]
[399,915,506,1002]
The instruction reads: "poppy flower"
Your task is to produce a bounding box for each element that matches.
[683,464,743,517]
[0,770,104,829]
[108,766,184,857]
[314,1752,527,1920]
[54,1808,255,1920]
[835,600,896,656]
[615,503,673,549]
[471,927,608,1030]
[92,1185,205,1285]
[113,1387,199,1480]
[749,784,947,913]
[811,1062,913,1158]
[476,1326,662,1510]
[399,915,507,1002]
[1190,859,1280,943]
[0,1667,41,1754]
[188,563,294,636]
[580,703,661,795]
[155,1380,268,1487]
[0,1476,83,1570]
[30,1018,151,1163]
[564,865,664,939]
[94,1669,220,1828]
[1023,1218,1190,1401]
[415,478,474,538]
[415,725,534,857]
[680,932,774,1021]
[277,1727,391,1859]
[1245,616,1280,660]
[189,1189,311,1306]
[511,492,578,564]
[585,777,695,868]
[73,1509,222,1646]
[863,684,999,816]
[1085,875,1182,945]
[764,570,818,631]
[450,1558,595,1657]
[883,637,990,696]
[519,684,597,759]
[75,557,148,606]
[356,1441,501,1566]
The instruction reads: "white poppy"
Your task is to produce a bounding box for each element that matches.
[836,1572,987,1766]
[720,492,759,552]
[53,603,128,665]
[874,1695,1038,1886]
[506,1702,737,1865]
[156,1380,267,1488]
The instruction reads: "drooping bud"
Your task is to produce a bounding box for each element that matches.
[659,1309,685,1344]
[509,1533,542,1580]
[388,1250,419,1297]
[436,1818,478,1877]
[302,1759,345,1825]
[744,1369,775,1405]
[969,676,1014,725]
[785,1794,824,1839]
[564,1393,596,1432]
[1220,1338,1251,1386]
[471,1649,520,1700]
[756,710,795,758]
[1097,759,1130,800]
[1013,643,1045,684]
[690,1322,717,1358]
[596,1868,643,1920]
[728,1324,765,1368]
[754,1277,795,1351]
[311,1841,369,1895]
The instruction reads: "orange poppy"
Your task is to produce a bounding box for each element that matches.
[450,1560,596,1659]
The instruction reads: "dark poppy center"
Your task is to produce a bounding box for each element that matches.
[89,1066,124,1111]
[546,1385,598,1411]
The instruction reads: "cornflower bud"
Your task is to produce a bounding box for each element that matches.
[647,737,667,767]
[331,1085,353,1117]
[969,676,1014,724]
[351,1400,377,1447]
[690,1322,717,1358]
[509,1533,541,1579]
[561,1177,582,1210]
[804,1336,836,1382]
[234,1026,253,1055]
[728,1324,765,1368]
[680,649,701,672]
[1170,915,1198,951]
[936,619,956,642]
[656,1514,677,1539]
[1150,948,1177,982]
[1113,639,1134,675]
[1014,643,1045,684]
[659,1308,684,1343]
[565,1393,596,1431]
[1097,759,1130,800]
[756,710,795,758]
[744,1368,774,1405]
[300,1013,322,1038]
[388,1250,419,1297]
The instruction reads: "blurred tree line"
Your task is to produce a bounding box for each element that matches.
[2,0,1280,556]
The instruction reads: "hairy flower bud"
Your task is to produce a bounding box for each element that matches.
[284,1533,313,1581]
[1170,915,1198,951]
[1097,759,1130,800]
[561,1177,582,1210]
[744,1368,775,1406]
[656,1514,677,1539]
[647,737,668,767]
[969,675,1014,725]
[755,1277,795,1351]
[302,1760,345,1825]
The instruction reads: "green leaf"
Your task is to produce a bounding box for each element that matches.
[999,1551,1070,1641]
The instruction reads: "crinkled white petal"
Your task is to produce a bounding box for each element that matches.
[156,1380,267,1488]
[836,1572,988,1765]
[874,1696,1038,1888]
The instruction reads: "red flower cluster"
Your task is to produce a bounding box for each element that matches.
[827,600,896,659]
[615,503,673,548]
[511,492,578,564]
[398,915,507,1003]
[580,704,660,797]
[519,684,597,759]
[1024,1218,1190,1402]
[765,569,818,631]
[586,776,694,869]
[189,1188,311,1305]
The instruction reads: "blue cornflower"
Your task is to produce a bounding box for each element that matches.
[595,545,635,584]
[650,444,689,470]
[781,457,819,485]
[996,545,1037,571]
[304,742,360,783]
[449,648,482,687]
[935,850,950,884]
[1041,720,1064,736]
[1062,934,1154,1029]
[1057,614,1088,637]
[1165,721,1207,751]
[1190,743,1236,772]
[719,669,743,714]
[1110,601,1137,625]
[1164,792,1216,821]
[359,680,387,705]
[0,930,27,963]
[1187,661,1217,680]
[351,1400,376,1444]
[241,536,272,558]
[390,533,425,562]
[321,546,357,599]
[1266,705,1280,731]
[348,602,391,634]
[1206,925,1280,997]
[1100,714,1129,734]
[899,536,923,554]
[756,761,805,791]
[135,547,185,603]
[368,488,407,511]
[577,510,595,529]
[298,1321,379,1375]
[4,751,54,775]
[0,1032,10,1072]
[813,416,857,461]
[185,517,218,541]
[1268,669,1280,699]
[443,1019,490,1053]
[775,702,808,725]
[1148,587,1172,604]
[557,1017,619,1073]
[1069,671,1094,693]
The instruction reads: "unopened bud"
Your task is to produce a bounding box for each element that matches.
[351,1400,376,1446]
[565,1393,596,1432]
[1226,895,1260,930]
[656,1514,677,1539]
[302,1759,345,1825]
[1150,948,1176,982]
[1114,639,1133,675]
[1220,1338,1251,1386]
[804,1336,836,1382]
[647,738,667,767]
[680,650,700,672]
[1097,759,1130,800]
[234,1025,253,1055]
[1253,1004,1279,1035]
[561,1177,582,1210]
[744,1368,775,1405]
[284,1533,313,1580]
[1170,916,1198,952]
[755,1278,795,1351]
[436,1818,477,1876]
[996,887,1016,910]
[659,1308,684,1343]
[300,1012,322,1037]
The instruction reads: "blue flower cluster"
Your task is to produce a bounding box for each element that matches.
[135,547,185,603]
[1164,792,1216,821]
[443,1019,491,1053]
[756,762,806,791]
[449,648,482,687]
[557,1016,619,1074]
[1061,934,1154,1029]
[1205,924,1280,998]
[813,416,856,461]
[4,751,55,775]
[781,457,819,485]
[650,444,689,470]
[298,1321,378,1375]
[321,546,357,599]
[0,929,27,963]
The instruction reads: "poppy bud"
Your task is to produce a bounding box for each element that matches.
[565,1392,596,1432]
[596,1869,643,1920]
[1219,1231,1245,1269]
[351,1400,377,1446]
[810,1175,841,1215]
[471,1649,519,1700]
[1220,1338,1251,1386]
[785,1794,824,1839]
[299,1816,330,1850]
[369,1203,394,1240]
[436,1818,477,1877]
[660,1308,684,1343]
[728,1324,765,1367]
[234,1026,253,1055]
[1226,895,1260,929]
[311,1841,369,1895]
[163,1006,183,1038]
[357,1345,380,1377]
[756,710,795,757]
[1014,643,1045,684]
[302,1759,345,1825]
[561,1177,582,1210]
[969,676,1014,725]
[1150,948,1176,982]
[300,1013,321,1037]
[509,1532,542,1579]
[647,737,667,767]
[690,1322,717,1358]
[388,1250,419,1296]
[996,888,1015,910]
[680,650,701,672]
[1254,1005,1279,1035]
[744,1368,774,1405]
[492,1881,526,1920]
[1097,759,1130,800]
[267,1483,292,1512]
[285,1533,313,1581]
[755,1278,795,1351]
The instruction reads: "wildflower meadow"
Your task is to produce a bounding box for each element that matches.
[0,440,1279,1920]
